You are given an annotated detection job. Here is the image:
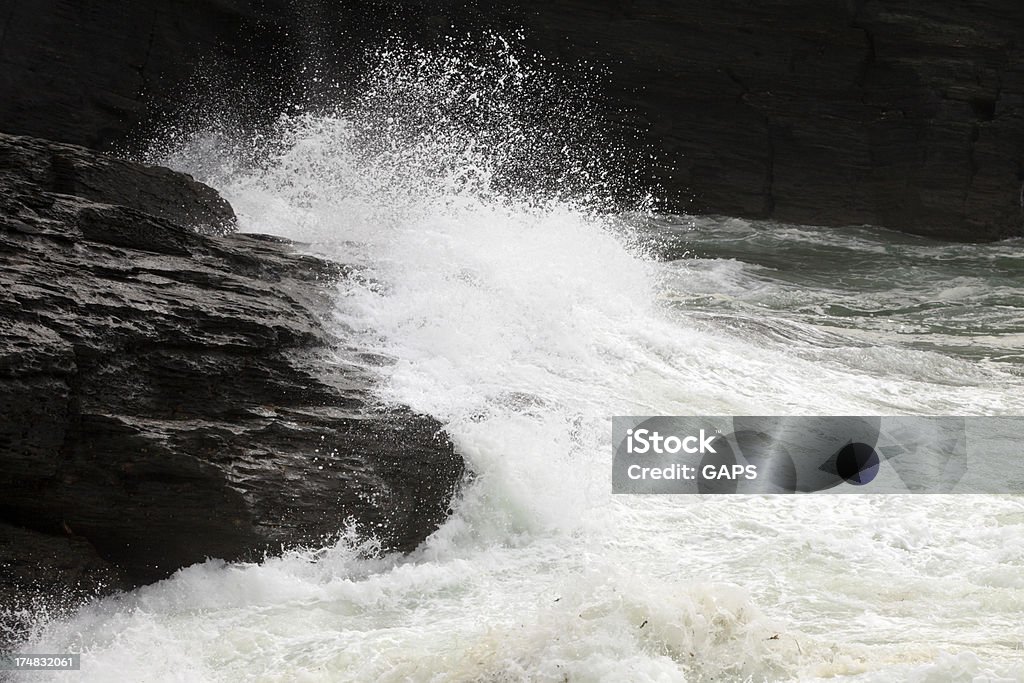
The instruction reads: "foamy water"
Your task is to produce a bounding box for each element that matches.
[19,41,1024,682]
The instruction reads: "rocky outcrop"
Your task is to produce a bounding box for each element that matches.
[1,2,1022,239]
[0,132,464,641]
[0,132,236,235]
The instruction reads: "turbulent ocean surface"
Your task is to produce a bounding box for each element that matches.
[24,42,1024,681]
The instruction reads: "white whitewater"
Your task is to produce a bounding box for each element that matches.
[24,42,1024,681]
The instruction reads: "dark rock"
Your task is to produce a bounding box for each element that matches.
[0,0,301,150]
[410,0,1024,241]
[3,1,1022,241]
[0,133,464,643]
[4,1,1022,240]
[0,522,129,647]
[0,132,235,235]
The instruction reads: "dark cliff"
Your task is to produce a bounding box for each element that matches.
[0,0,295,149]
[1,1,1022,240]
[490,0,1024,241]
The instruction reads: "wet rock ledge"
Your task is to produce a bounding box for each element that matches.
[0,132,464,640]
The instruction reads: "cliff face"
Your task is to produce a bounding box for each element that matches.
[0,133,464,643]
[0,0,296,149]
[484,0,1024,240]
[1,1,1021,240]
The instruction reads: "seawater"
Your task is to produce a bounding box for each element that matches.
[20,40,1024,682]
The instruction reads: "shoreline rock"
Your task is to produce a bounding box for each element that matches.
[0,132,465,644]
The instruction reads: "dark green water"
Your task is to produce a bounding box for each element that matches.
[647,216,1024,371]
